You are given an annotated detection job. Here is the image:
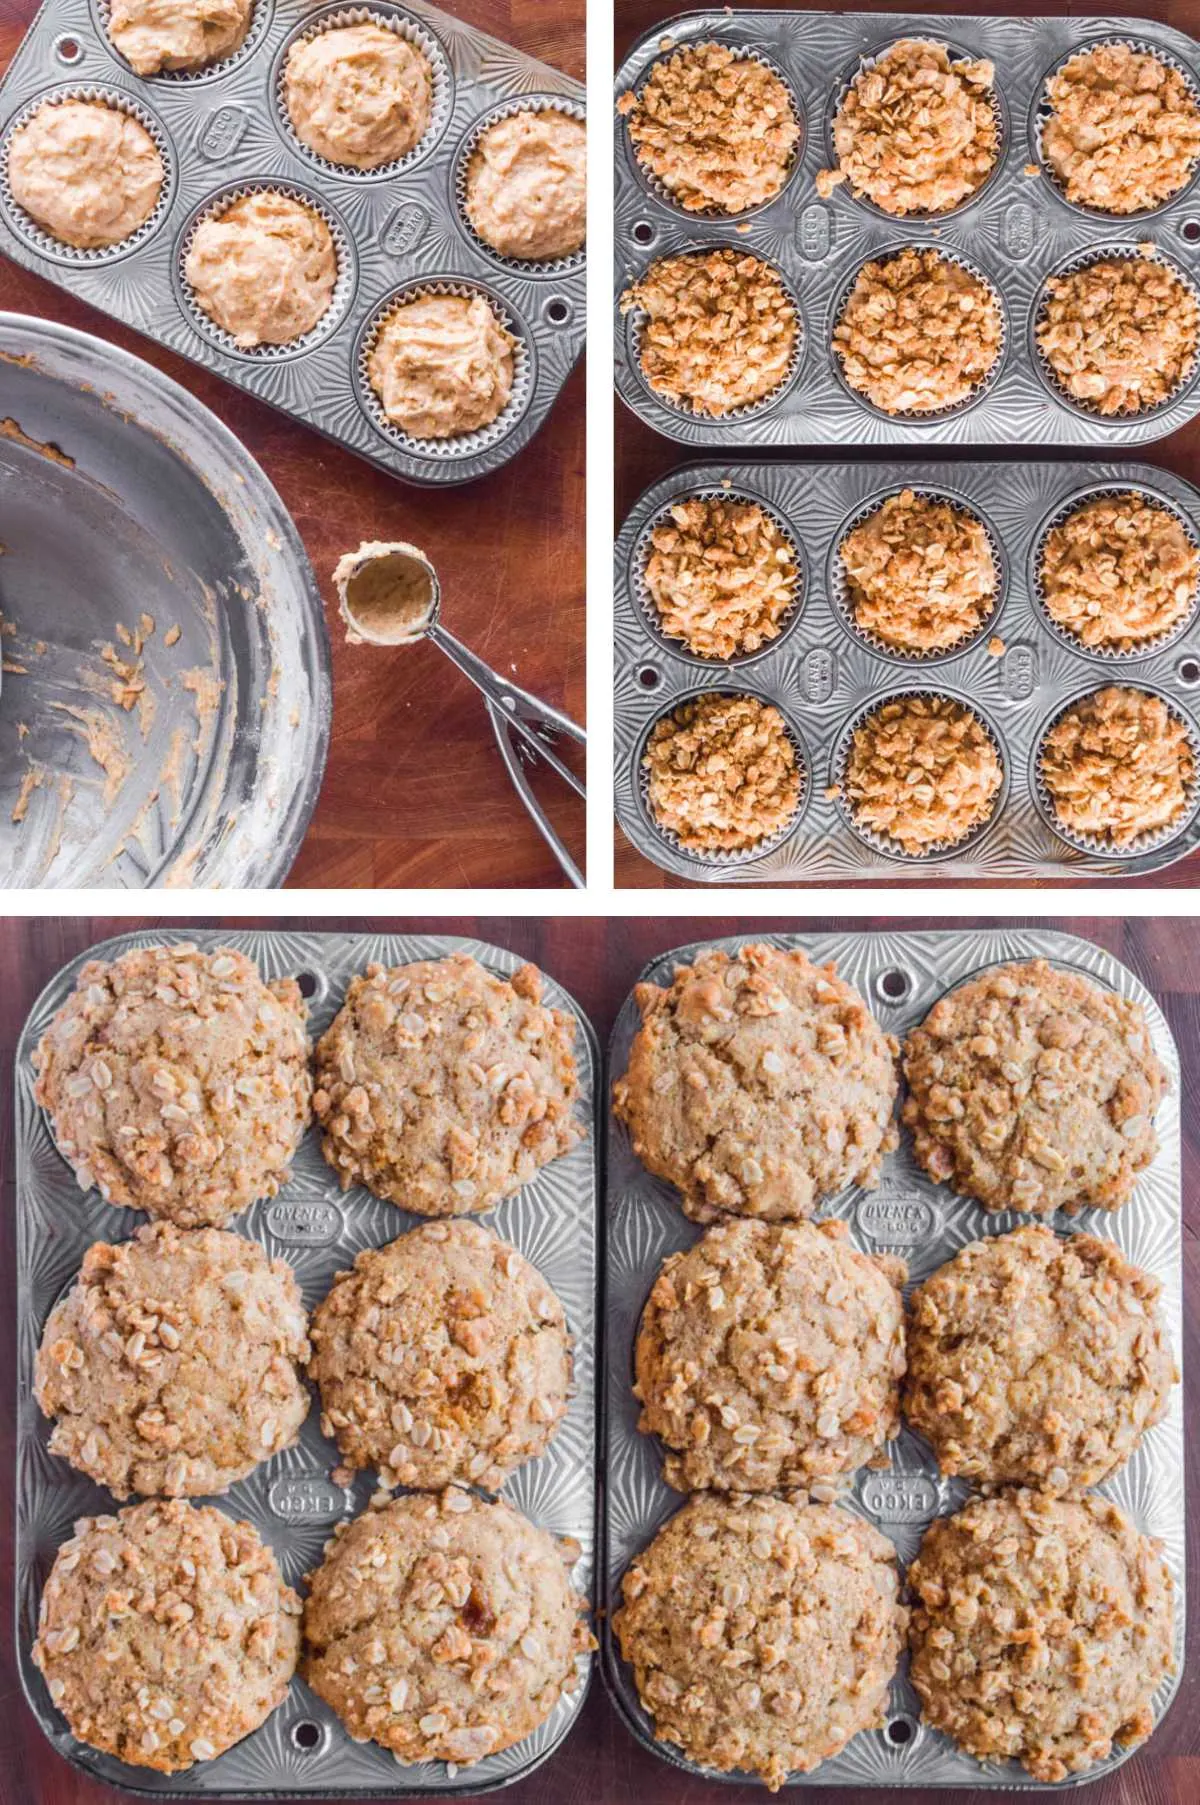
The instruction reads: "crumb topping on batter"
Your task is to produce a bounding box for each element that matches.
[833,247,1002,414]
[643,497,798,660]
[1042,44,1200,214]
[642,692,802,854]
[621,249,798,416]
[839,490,997,653]
[1039,685,1196,847]
[843,695,1002,853]
[1036,255,1199,415]
[1040,493,1199,651]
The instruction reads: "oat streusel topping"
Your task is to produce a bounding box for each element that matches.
[1040,493,1199,651]
[313,954,582,1216]
[33,1499,301,1772]
[1039,685,1196,847]
[33,943,312,1227]
[614,1493,906,1790]
[1042,44,1200,215]
[35,1222,310,1499]
[901,958,1168,1215]
[636,1217,906,1492]
[642,693,802,854]
[839,489,997,653]
[621,249,798,416]
[905,1224,1177,1492]
[833,247,1002,414]
[309,1218,570,1491]
[1036,255,1199,414]
[908,1490,1174,1782]
[819,38,998,216]
[618,41,800,215]
[303,1488,591,1766]
[613,943,899,1226]
[843,695,1002,853]
[644,497,798,660]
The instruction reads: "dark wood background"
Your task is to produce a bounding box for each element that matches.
[0,0,585,890]
[614,0,1200,888]
[0,914,1195,1805]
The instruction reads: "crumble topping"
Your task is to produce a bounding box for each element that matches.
[839,489,997,652]
[1036,255,1199,414]
[1042,44,1200,214]
[1040,493,1199,650]
[833,247,1002,414]
[844,694,1002,853]
[621,249,798,416]
[644,692,802,853]
[643,497,798,659]
[1039,685,1196,847]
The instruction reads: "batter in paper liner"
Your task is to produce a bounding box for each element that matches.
[466,109,586,260]
[7,99,163,250]
[283,22,432,170]
[184,191,338,348]
[107,0,252,76]
[367,293,516,439]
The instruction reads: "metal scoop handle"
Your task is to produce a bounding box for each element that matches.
[427,620,585,797]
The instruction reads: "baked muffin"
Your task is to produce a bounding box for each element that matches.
[367,293,516,439]
[1037,255,1199,415]
[842,695,1002,853]
[184,192,338,348]
[284,23,432,171]
[35,1222,310,1498]
[618,41,799,215]
[613,943,898,1224]
[905,1224,1177,1491]
[33,1499,301,1772]
[303,1489,590,1766]
[33,943,311,1227]
[1040,492,1199,651]
[819,38,997,215]
[7,99,163,250]
[466,109,585,259]
[834,247,1002,413]
[313,954,582,1215]
[839,490,997,653]
[908,1490,1174,1781]
[643,497,798,661]
[1042,43,1200,214]
[1039,686,1196,847]
[902,958,1168,1215]
[621,249,798,416]
[309,1218,570,1491]
[107,0,252,76]
[635,1217,905,1491]
[642,693,802,855]
[614,1493,905,1789]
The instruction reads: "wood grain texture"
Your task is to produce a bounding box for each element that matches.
[0,0,584,890]
[0,914,1195,1805]
[614,0,1200,888]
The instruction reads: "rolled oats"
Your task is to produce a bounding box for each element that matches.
[1040,492,1199,650]
[1036,255,1199,414]
[833,247,1002,414]
[843,695,1002,853]
[621,249,798,416]
[839,489,997,653]
[1039,685,1196,846]
[644,497,798,660]
[1043,44,1200,215]
[642,692,801,854]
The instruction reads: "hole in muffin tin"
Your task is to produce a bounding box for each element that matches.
[1178,656,1200,687]
[292,1719,323,1753]
[875,967,912,1004]
[636,664,662,691]
[631,219,656,246]
[545,296,571,326]
[886,1714,918,1748]
[295,971,319,998]
[1182,219,1200,243]
[53,34,83,64]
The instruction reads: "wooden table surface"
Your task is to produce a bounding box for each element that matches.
[0,913,1195,1805]
[0,0,585,891]
[614,0,1200,889]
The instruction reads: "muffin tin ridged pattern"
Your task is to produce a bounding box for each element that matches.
[0,0,584,485]
[602,928,1185,1791]
[14,930,598,1798]
[615,459,1200,881]
[614,12,1200,446]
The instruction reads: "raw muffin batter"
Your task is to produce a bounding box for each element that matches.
[7,98,163,250]
[819,38,998,215]
[839,489,998,653]
[184,191,338,348]
[1042,43,1200,214]
[643,496,798,660]
[908,1490,1174,1781]
[333,541,436,645]
[901,958,1168,1215]
[905,1223,1176,1492]
[33,1499,300,1772]
[1040,492,1199,650]
[367,292,516,438]
[635,1217,906,1491]
[842,694,1002,852]
[313,953,582,1215]
[33,942,312,1227]
[107,0,252,76]
[642,692,803,854]
[35,1222,311,1498]
[1036,254,1199,414]
[303,1489,590,1765]
[283,22,432,170]
[1039,685,1196,847]
[621,249,798,416]
[465,109,586,259]
[618,40,800,215]
[309,1218,570,1491]
[834,247,1002,413]
[613,942,899,1225]
[614,1494,905,1789]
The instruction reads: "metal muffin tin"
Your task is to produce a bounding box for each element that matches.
[615,458,1200,881]
[0,1,585,486]
[13,929,598,1797]
[601,927,1185,1790]
[615,12,1200,446]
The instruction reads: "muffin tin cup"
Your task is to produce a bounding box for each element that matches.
[0,81,175,265]
[614,10,1200,447]
[453,92,587,277]
[91,0,275,86]
[13,928,599,1799]
[615,458,1200,882]
[601,926,1185,1791]
[0,0,584,486]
